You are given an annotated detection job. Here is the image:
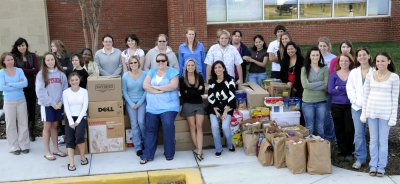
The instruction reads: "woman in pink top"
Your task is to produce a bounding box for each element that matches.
[329,40,354,74]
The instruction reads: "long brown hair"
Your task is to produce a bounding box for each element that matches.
[51,40,67,59]
[183,59,199,88]
[185,28,198,51]
[41,52,63,87]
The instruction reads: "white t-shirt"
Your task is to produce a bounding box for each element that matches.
[63,88,88,125]
[267,40,280,72]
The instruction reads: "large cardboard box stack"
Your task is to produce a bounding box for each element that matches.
[87,76,125,154]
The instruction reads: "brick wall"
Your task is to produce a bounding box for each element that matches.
[47,0,399,54]
[47,0,168,53]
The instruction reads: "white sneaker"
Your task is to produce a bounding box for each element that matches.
[352,161,362,169]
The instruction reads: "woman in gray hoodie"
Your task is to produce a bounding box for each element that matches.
[144,34,179,72]
[36,52,68,161]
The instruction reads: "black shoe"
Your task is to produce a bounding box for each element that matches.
[229,146,235,152]
[11,150,21,155]
[215,151,222,157]
[21,149,30,154]
[30,136,35,142]
[136,150,143,156]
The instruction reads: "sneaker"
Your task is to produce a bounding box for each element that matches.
[58,136,65,144]
[352,161,362,169]
[11,150,21,155]
[229,146,235,152]
[21,149,30,154]
[215,151,222,157]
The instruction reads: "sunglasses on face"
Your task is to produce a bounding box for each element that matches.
[158,40,167,43]
[129,62,138,64]
[156,60,167,63]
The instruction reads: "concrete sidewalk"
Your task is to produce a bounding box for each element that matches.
[0,138,398,184]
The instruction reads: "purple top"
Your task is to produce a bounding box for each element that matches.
[328,72,350,104]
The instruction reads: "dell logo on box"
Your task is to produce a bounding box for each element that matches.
[98,107,114,112]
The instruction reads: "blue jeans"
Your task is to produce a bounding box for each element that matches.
[210,114,233,153]
[142,111,177,160]
[126,103,146,151]
[351,108,367,164]
[368,118,390,173]
[302,101,326,138]
[248,72,267,86]
[324,95,336,141]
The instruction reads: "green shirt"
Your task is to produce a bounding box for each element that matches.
[301,66,328,103]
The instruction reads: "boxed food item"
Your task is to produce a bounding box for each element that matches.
[87,76,122,102]
[270,111,300,127]
[235,90,247,110]
[264,97,284,113]
[250,107,270,121]
[268,83,291,97]
[88,100,123,118]
[230,110,243,134]
[238,82,270,108]
[283,97,301,112]
[88,116,125,153]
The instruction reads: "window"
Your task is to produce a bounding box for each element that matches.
[299,0,332,19]
[206,0,390,23]
[228,0,263,21]
[207,0,227,22]
[334,0,366,17]
[368,0,389,16]
[264,0,298,20]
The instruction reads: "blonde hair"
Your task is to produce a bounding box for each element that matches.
[183,59,199,88]
[216,29,230,43]
[318,36,332,51]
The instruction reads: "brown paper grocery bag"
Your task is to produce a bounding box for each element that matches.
[307,140,332,174]
[272,136,286,168]
[242,130,259,156]
[285,139,306,174]
[257,136,274,166]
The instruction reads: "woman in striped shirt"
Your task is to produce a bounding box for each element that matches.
[360,52,399,177]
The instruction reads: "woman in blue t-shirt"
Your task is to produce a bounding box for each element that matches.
[140,53,179,164]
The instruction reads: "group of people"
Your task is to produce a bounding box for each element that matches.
[0,25,398,176]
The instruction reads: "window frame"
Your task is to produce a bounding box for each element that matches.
[206,0,391,24]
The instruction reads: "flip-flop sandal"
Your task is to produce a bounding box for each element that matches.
[68,164,76,171]
[53,152,67,157]
[81,158,89,165]
[44,155,56,161]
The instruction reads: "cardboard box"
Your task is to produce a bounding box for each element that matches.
[126,129,133,144]
[89,100,123,118]
[176,142,194,151]
[270,111,300,127]
[175,132,192,143]
[124,114,131,129]
[268,83,291,97]
[88,116,125,154]
[203,116,211,132]
[175,108,186,120]
[87,76,122,102]
[238,82,269,108]
[175,120,189,132]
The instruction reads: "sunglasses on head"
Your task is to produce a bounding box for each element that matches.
[156,60,167,63]
[158,40,167,43]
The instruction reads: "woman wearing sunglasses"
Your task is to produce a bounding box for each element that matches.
[140,53,179,164]
[144,34,179,72]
